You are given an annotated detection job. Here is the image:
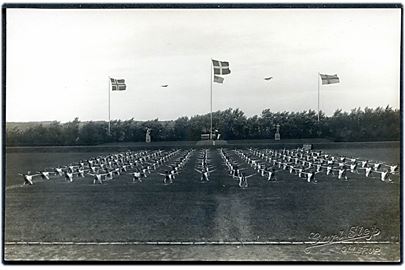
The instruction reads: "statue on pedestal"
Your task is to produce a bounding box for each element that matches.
[145,128,151,143]
[274,124,281,141]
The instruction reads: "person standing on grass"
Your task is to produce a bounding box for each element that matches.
[127,162,135,169]
[281,162,289,171]
[373,162,382,171]
[113,167,121,176]
[89,165,98,174]
[88,159,94,167]
[349,163,358,174]
[315,164,323,174]
[238,172,256,188]
[121,165,128,172]
[232,164,246,178]
[260,165,267,177]
[389,164,399,174]
[88,172,103,184]
[304,169,319,183]
[77,168,86,178]
[266,167,278,181]
[326,165,333,176]
[54,166,64,176]
[148,161,158,170]
[382,163,399,174]
[18,171,38,185]
[64,171,74,182]
[168,166,176,180]
[141,166,148,179]
[375,168,393,183]
[131,169,142,183]
[195,166,215,182]
[158,170,173,185]
[358,166,373,178]
[288,164,296,174]
[38,170,52,180]
[297,167,304,179]
[67,165,75,173]
[106,170,113,181]
[337,167,348,181]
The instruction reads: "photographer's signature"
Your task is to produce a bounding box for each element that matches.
[304,225,381,254]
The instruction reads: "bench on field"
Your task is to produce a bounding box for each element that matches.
[201,134,211,140]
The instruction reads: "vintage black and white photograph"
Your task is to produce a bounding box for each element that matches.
[2,4,402,262]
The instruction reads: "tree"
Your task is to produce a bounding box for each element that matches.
[5,107,401,145]
[79,121,107,145]
[63,117,80,145]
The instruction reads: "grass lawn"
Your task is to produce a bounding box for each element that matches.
[4,143,401,261]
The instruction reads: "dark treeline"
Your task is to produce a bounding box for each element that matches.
[6,106,400,146]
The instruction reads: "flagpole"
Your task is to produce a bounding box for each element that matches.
[317,72,320,122]
[210,59,213,141]
[108,77,111,135]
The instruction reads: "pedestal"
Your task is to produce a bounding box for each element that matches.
[275,132,280,141]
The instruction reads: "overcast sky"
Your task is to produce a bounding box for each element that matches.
[6,8,401,122]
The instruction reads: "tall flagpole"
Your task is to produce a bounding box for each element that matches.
[317,72,320,122]
[108,77,111,135]
[210,59,213,141]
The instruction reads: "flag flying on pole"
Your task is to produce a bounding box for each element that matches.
[320,74,339,85]
[213,75,224,84]
[110,78,126,91]
[212,59,231,75]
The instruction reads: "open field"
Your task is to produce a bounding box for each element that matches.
[4,142,401,262]
[6,139,400,152]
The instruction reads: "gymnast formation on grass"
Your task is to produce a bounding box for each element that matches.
[231,147,399,184]
[17,146,399,188]
[158,149,194,185]
[219,148,256,188]
[18,149,188,186]
[194,149,216,183]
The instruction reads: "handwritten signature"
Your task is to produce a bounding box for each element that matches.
[304,225,381,254]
